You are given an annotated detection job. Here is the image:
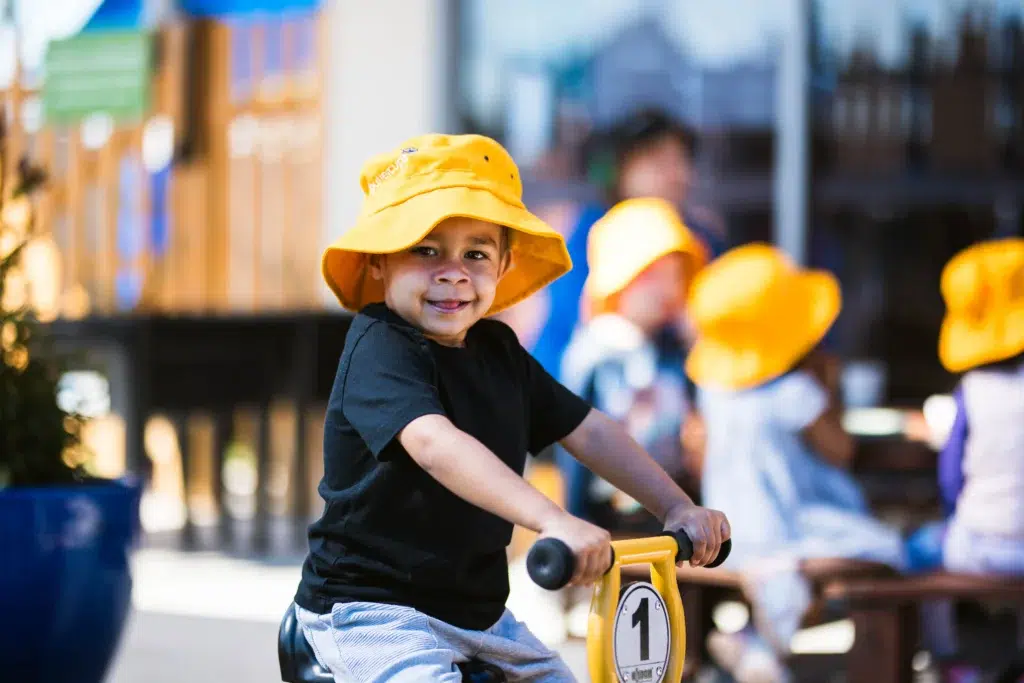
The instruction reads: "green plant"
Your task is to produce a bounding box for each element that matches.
[0,111,85,488]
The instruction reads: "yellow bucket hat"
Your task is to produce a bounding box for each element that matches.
[685,243,841,390]
[322,134,572,315]
[938,238,1024,373]
[584,197,708,314]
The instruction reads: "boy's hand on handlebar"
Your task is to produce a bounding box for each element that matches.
[664,503,731,567]
[538,512,612,587]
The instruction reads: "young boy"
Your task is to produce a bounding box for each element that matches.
[293,134,730,682]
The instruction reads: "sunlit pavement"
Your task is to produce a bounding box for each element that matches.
[107,548,589,682]
[106,609,591,683]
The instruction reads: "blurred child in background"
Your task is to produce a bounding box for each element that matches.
[529,108,725,380]
[935,238,1024,576]
[909,239,1024,682]
[556,198,707,531]
[688,244,907,683]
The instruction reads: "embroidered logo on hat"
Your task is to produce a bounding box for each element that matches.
[368,147,418,195]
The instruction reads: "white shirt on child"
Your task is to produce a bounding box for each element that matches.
[954,362,1024,539]
[561,313,689,482]
[698,370,907,649]
[699,370,905,568]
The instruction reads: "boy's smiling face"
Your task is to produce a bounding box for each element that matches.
[371,217,511,347]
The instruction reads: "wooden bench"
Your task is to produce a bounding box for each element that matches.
[622,557,897,677]
[623,559,1024,682]
[824,572,1024,683]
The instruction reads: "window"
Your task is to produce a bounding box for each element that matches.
[456,0,785,244]
[810,0,1024,402]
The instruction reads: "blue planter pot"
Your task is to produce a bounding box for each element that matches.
[0,478,143,683]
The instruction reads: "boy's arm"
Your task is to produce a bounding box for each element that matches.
[400,414,562,531]
[559,408,730,567]
[399,414,613,585]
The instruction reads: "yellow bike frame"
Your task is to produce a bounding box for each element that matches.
[587,536,686,683]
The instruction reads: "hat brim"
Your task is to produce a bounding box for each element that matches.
[686,271,840,390]
[322,186,571,315]
[939,307,1024,373]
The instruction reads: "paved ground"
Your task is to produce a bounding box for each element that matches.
[107,611,283,683]
[105,610,591,683]
[105,548,590,683]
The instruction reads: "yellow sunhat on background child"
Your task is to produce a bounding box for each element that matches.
[322,134,572,316]
[685,243,841,390]
[584,197,708,315]
[939,238,1024,373]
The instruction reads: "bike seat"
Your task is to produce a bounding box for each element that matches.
[457,659,507,682]
[277,602,506,682]
[278,602,333,682]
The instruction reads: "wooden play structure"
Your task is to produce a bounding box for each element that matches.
[0,10,326,317]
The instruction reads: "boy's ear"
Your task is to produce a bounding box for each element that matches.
[368,254,384,280]
[498,249,514,279]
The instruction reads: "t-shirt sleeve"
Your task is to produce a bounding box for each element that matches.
[521,342,593,454]
[340,322,447,458]
[772,371,829,431]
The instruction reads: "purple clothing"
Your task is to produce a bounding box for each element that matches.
[938,387,968,518]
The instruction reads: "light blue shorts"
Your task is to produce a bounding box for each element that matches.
[295,602,576,682]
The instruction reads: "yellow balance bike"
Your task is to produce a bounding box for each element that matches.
[278,532,729,683]
[526,530,731,683]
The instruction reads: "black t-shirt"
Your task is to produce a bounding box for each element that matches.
[294,303,592,630]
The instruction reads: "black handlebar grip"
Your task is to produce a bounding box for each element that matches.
[669,529,694,563]
[526,538,617,591]
[668,529,732,568]
[708,539,732,568]
[526,538,575,590]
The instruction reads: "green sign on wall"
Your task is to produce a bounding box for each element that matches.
[43,31,154,125]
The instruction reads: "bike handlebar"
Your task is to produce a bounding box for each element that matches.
[526,531,732,591]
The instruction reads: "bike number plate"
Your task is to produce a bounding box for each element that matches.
[611,581,670,683]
